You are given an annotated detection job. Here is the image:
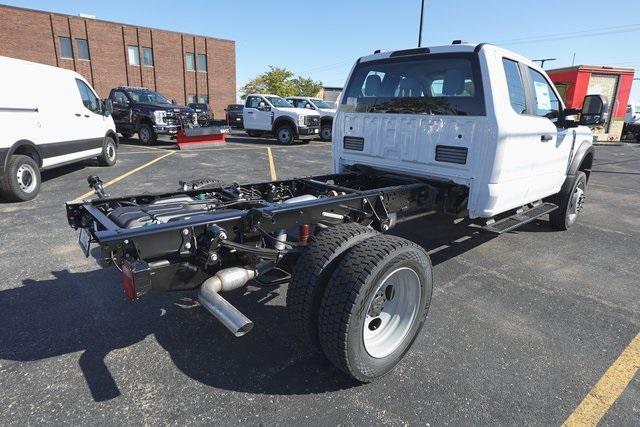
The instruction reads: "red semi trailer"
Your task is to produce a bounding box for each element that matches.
[547,65,634,142]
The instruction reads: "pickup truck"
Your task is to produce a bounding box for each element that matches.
[66,42,603,383]
[243,94,321,144]
[109,87,198,145]
[286,96,337,141]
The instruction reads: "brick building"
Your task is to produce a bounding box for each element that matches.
[0,4,236,118]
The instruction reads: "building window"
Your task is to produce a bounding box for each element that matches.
[197,54,207,72]
[198,95,209,104]
[75,38,90,60]
[127,45,140,65]
[59,36,73,59]
[142,47,154,66]
[187,94,196,104]
[185,53,195,71]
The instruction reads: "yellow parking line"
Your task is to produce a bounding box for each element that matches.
[73,151,175,201]
[267,147,277,181]
[563,331,640,426]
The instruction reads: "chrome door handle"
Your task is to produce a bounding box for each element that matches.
[541,134,553,141]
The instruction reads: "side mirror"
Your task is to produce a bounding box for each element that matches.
[580,94,609,126]
[103,99,113,117]
[171,99,177,105]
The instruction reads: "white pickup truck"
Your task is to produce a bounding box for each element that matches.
[243,94,321,144]
[286,96,337,141]
[67,42,604,383]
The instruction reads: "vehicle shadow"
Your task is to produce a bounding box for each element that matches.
[0,268,356,402]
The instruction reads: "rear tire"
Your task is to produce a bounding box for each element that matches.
[97,136,118,166]
[0,154,41,202]
[318,235,433,382]
[287,223,379,351]
[275,124,295,145]
[549,171,587,230]
[138,123,156,146]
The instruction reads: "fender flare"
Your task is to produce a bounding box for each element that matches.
[104,129,119,146]
[272,117,298,135]
[1,139,44,175]
[568,140,594,179]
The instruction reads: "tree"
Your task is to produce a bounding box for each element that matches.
[240,66,323,98]
[292,76,323,97]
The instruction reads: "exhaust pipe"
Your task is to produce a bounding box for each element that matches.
[198,267,257,337]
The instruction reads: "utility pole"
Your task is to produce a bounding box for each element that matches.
[418,0,425,47]
[533,58,557,68]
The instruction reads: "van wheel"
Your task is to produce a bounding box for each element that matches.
[97,136,118,166]
[549,171,587,230]
[320,124,332,141]
[276,124,295,145]
[0,154,41,202]
[318,235,432,382]
[138,124,157,145]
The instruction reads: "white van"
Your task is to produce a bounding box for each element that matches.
[0,56,118,201]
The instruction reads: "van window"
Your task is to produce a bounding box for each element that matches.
[341,53,485,116]
[75,79,101,114]
[527,67,560,122]
[502,58,527,114]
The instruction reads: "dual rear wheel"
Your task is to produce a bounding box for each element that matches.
[287,224,432,381]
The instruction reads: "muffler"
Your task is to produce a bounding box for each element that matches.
[198,267,257,337]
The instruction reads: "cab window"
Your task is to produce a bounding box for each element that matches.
[527,68,560,122]
[502,58,527,114]
[341,53,485,116]
[247,96,265,108]
[112,90,129,107]
[75,79,101,114]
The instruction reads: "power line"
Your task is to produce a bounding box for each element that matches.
[495,24,640,45]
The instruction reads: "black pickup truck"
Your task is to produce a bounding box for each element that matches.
[109,87,197,145]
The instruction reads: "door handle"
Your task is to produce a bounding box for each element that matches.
[247,111,253,114]
[84,114,90,118]
[541,134,553,142]
[75,113,81,117]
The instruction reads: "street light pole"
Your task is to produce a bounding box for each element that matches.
[418,0,425,47]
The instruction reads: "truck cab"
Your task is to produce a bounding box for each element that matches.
[243,94,320,144]
[333,42,604,222]
[286,96,337,141]
[109,87,197,145]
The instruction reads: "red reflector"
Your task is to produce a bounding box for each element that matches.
[121,261,136,300]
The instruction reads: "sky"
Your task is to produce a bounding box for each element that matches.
[3,0,640,102]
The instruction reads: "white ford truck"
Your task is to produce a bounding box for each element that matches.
[286,96,337,141]
[67,42,603,384]
[243,94,321,144]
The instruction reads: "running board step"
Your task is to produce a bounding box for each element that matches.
[483,202,558,234]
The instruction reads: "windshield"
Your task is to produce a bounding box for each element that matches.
[311,99,334,109]
[266,96,294,108]
[126,89,170,104]
[341,53,485,116]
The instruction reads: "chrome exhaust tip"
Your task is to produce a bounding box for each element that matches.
[198,290,254,337]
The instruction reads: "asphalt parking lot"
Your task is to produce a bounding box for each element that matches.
[0,132,638,425]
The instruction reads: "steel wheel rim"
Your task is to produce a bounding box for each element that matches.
[278,128,291,143]
[363,267,421,359]
[321,126,331,140]
[567,180,585,224]
[16,163,37,193]
[106,143,116,161]
[139,127,150,142]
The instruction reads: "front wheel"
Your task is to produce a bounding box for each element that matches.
[318,235,433,382]
[275,124,295,145]
[138,124,157,145]
[549,171,587,230]
[97,136,118,166]
[320,124,332,141]
[0,154,41,202]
